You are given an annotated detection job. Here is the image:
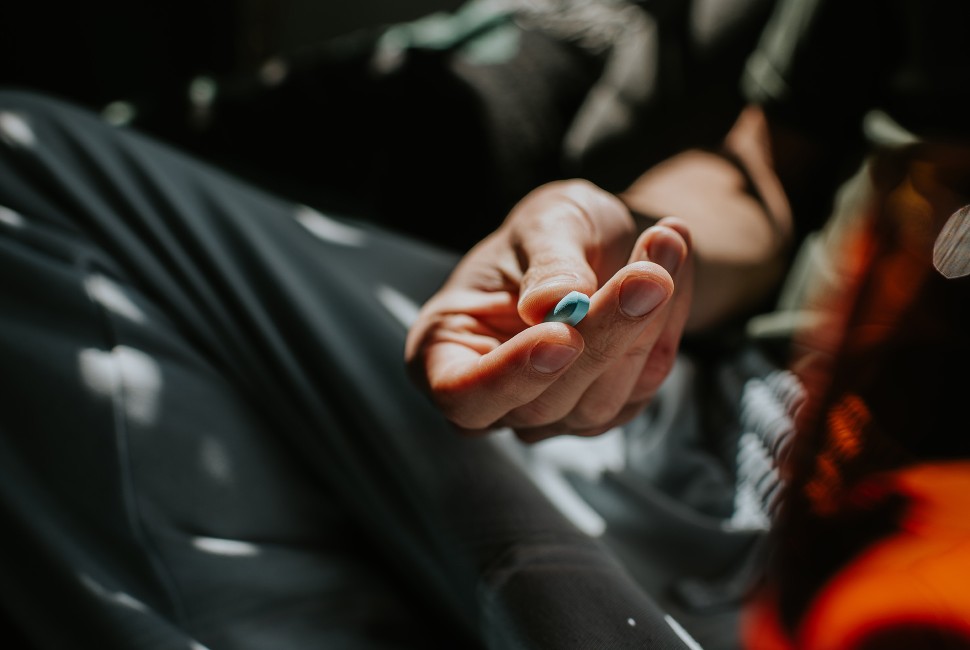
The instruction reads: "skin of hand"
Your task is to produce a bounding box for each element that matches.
[405,179,693,442]
[619,106,799,331]
[406,106,814,442]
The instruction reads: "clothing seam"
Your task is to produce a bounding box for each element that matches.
[81,256,189,628]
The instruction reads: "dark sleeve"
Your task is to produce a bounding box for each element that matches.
[740,0,884,141]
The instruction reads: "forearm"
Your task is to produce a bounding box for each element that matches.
[618,107,795,331]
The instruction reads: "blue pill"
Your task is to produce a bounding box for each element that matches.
[544,291,590,326]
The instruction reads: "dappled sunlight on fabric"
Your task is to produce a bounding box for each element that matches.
[375,284,421,329]
[0,111,36,148]
[192,536,261,557]
[78,573,149,612]
[665,614,705,650]
[294,205,367,247]
[78,348,121,400]
[84,274,146,323]
[78,346,162,426]
[0,205,25,227]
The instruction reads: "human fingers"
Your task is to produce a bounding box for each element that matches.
[404,179,637,434]
[555,220,690,432]
[500,258,674,433]
[503,221,690,440]
[408,308,585,431]
[629,218,694,402]
[510,181,637,325]
[513,398,651,443]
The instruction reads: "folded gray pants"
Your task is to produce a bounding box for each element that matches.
[0,90,693,650]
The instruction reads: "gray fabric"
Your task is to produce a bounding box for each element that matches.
[0,91,699,649]
[495,345,800,650]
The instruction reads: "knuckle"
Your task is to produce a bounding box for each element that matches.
[581,340,623,367]
[649,337,679,371]
[429,378,463,409]
[515,421,574,443]
[575,401,650,437]
[440,404,492,431]
[506,399,567,429]
[625,341,655,359]
[573,424,615,438]
[571,394,625,430]
[430,386,490,431]
[514,426,548,444]
[452,424,492,437]
[628,382,659,404]
[634,342,678,391]
[614,400,651,425]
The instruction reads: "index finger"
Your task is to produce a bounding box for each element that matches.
[513,202,598,325]
[511,182,635,325]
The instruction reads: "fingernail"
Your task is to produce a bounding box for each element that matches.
[619,278,666,317]
[531,343,580,373]
[648,232,683,276]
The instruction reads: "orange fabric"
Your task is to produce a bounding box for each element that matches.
[743,462,970,649]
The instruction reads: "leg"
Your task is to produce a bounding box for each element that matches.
[0,90,472,649]
[0,90,689,649]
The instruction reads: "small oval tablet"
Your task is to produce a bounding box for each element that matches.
[544,291,590,326]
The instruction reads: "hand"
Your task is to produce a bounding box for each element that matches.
[405,179,692,442]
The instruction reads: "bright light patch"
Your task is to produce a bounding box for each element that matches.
[294,205,366,247]
[85,274,146,323]
[0,111,36,148]
[115,346,162,425]
[79,573,149,612]
[665,614,704,650]
[375,284,421,329]
[79,348,122,398]
[192,536,260,557]
[78,346,162,425]
[530,426,625,481]
[0,205,25,227]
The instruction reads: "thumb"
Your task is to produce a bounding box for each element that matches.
[514,216,599,325]
[508,180,630,324]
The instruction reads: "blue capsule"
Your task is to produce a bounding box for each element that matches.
[543,291,590,326]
